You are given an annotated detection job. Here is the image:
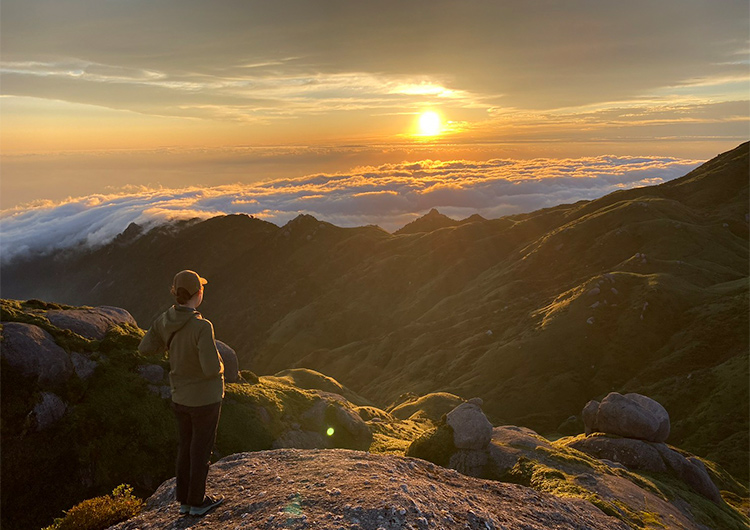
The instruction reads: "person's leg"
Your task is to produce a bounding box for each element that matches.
[171,402,193,505]
[186,401,222,506]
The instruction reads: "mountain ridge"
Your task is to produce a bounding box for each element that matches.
[2,142,747,483]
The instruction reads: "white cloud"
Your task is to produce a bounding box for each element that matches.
[0,155,701,263]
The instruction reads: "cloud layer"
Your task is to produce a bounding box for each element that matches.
[1,155,701,263]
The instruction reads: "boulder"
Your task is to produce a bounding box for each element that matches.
[137,364,165,384]
[446,402,492,450]
[448,449,488,478]
[566,435,721,502]
[300,399,372,451]
[273,429,327,449]
[487,443,519,477]
[329,402,373,451]
[32,392,67,431]
[147,385,171,400]
[582,400,600,435]
[565,435,666,473]
[44,306,137,340]
[653,445,722,503]
[590,392,670,442]
[1,322,73,387]
[70,352,97,381]
[492,425,552,450]
[216,340,239,384]
[623,393,670,442]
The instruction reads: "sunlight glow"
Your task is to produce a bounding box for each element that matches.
[418,111,442,136]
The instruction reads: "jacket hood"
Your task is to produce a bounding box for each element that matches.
[161,305,199,338]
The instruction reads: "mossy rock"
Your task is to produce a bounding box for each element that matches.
[405,421,456,467]
[356,405,394,422]
[239,370,260,384]
[390,392,464,421]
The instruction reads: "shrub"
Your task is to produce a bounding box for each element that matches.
[43,484,143,530]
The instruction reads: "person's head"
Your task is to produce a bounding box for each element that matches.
[171,270,208,307]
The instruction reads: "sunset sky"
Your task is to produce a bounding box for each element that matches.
[1,1,748,256]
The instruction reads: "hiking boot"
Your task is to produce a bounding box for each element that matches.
[179,503,190,515]
[189,495,224,516]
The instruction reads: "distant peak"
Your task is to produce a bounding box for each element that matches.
[395,208,458,235]
[461,214,487,224]
[113,222,144,245]
[285,214,320,226]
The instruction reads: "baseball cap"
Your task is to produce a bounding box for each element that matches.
[172,270,208,297]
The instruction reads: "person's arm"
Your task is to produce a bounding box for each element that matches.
[197,321,224,377]
[138,324,166,356]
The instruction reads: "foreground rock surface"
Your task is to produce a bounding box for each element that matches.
[109,449,628,530]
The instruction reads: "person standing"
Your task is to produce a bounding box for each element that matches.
[138,270,225,517]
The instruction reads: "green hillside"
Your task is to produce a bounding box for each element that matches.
[1,299,748,530]
[2,142,747,484]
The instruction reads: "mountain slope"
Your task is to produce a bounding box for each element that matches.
[4,299,746,530]
[3,142,747,481]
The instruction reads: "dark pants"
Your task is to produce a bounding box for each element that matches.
[172,401,222,506]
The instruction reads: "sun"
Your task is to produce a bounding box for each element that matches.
[418,111,442,136]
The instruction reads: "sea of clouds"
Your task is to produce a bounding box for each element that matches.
[0,155,701,263]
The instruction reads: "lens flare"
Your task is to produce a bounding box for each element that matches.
[326,427,335,436]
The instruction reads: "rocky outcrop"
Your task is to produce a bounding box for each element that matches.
[70,352,97,380]
[136,364,165,384]
[215,340,238,383]
[389,392,464,421]
[583,392,670,442]
[574,394,721,502]
[408,399,496,478]
[566,435,722,503]
[1,322,73,387]
[273,396,373,451]
[44,306,137,340]
[272,429,327,449]
[446,400,493,450]
[32,392,67,431]
[108,449,629,530]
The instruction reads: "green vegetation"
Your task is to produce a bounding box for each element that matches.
[368,418,431,454]
[500,456,750,529]
[0,299,99,353]
[638,471,750,530]
[3,144,747,493]
[0,301,372,530]
[3,294,750,530]
[405,422,455,467]
[42,484,143,530]
[388,391,463,421]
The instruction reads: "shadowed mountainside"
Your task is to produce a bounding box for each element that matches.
[2,300,747,530]
[3,142,748,483]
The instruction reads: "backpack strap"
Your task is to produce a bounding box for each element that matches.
[165,310,199,351]
[166,331,177,351]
